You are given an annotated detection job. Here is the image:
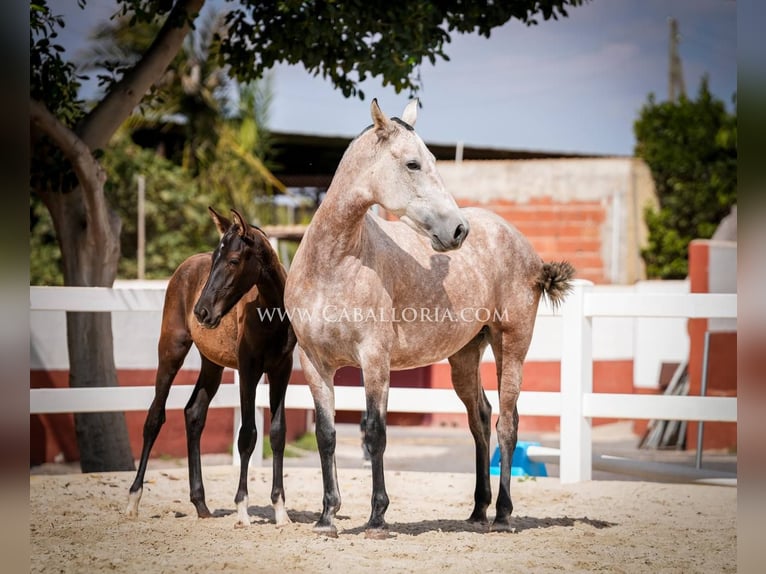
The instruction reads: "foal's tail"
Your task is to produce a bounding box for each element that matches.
[537,261,576,310]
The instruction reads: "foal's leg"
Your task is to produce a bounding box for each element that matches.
[490,330,525,531]
[184,356,224,518]
[266,357,293,526]
[126,326,192,518]
[359,360,391,538]
[448,331,493,525]
[299,349,341,537]
[231,354,267,527]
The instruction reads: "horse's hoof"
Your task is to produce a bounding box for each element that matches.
[273,500,292,527]
[364,527,392,540]
[125,490,141,518]
[234,520,250,529]
[313,524,338,538]
[467,512,489,525]
[490,519,517,533]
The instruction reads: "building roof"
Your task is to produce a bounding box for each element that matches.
[268,131,605,189]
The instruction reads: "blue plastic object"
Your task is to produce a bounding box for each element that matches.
[489,441,548,477]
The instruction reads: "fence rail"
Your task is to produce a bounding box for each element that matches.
[29,283,737,482]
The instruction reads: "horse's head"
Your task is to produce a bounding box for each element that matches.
[194,207,271,329]
[364,99,469,252]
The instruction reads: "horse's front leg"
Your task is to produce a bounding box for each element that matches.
[300,349,341,537]
[360,360,391,539]
[232,355,263,527]
[266,355,293,526]
[184,357,224,518]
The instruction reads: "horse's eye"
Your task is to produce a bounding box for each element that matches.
[406,160,421,171]
[229,258,240,266]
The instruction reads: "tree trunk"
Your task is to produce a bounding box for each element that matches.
[43,185,135,472]
[32,106,135,472]
[70,314,135,472]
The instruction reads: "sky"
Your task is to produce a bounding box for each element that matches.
[55,0,737,157]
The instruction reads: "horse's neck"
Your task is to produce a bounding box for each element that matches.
[254,246,287,308]
[306,162,373,262]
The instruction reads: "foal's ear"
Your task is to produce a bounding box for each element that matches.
[231,209,249,238]
[371,98,394,140]
[401,99,418,127]
[208,206,230,238]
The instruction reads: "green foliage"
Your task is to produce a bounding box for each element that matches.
[101,130,220,279]
[30,1,84,124]
[634,78,737,279]
[221,0,586,98]
[262,432,318,459]
[30,1,86,195]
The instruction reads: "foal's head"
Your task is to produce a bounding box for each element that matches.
[194,207,273,329]
[362,99,469,252]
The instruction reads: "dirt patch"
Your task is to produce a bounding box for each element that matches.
[30,465,735,573]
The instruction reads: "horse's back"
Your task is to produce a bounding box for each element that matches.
[371,206,543,287]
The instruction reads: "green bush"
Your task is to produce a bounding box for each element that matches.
[634,78,736,279]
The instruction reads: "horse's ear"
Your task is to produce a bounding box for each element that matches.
[208,206,230,238]
[401,99,418,127]
[231,209,248,238]
[371,98,393,140]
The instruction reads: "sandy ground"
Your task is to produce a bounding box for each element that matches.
[31,445,736,573]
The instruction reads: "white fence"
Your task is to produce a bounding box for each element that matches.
[29,281,737,482]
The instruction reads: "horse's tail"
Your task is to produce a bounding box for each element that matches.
[537,261,576,310]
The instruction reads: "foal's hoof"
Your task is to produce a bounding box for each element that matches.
[313,524,338,538]
[195,507,213,519]
[125,490,141,518]
[467,511,489,525]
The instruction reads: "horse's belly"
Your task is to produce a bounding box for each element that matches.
[388,320,480,369]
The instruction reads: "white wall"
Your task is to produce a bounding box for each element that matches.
[632,280,690,388]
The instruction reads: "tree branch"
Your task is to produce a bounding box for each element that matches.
[78,0,206,150]
[30,99,109,241]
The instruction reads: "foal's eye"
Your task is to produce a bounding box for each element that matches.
[229,258,240,266]
[406,160,421,171]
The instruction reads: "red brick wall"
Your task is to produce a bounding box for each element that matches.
[456,198,607,284]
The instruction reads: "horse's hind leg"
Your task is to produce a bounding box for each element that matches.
[184,356,224,518]
[266,357,293,526]
[489,327,528,531]
[126,327,192,518]
[448,329,492,525]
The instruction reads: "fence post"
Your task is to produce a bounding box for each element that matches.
[559,279,594,483]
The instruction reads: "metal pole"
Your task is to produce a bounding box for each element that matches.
[695,331,711,469]
[137,174,146,279]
